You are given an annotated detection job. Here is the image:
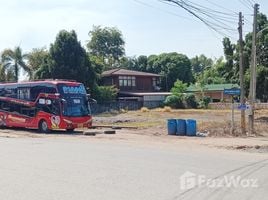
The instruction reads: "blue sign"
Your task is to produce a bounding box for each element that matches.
[224,88,241,96]
[238,104,249,110]
[62,85,86,94]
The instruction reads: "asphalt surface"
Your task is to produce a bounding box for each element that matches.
[0,135,267,200]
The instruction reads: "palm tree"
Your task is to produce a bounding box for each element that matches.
[1,46,31,82]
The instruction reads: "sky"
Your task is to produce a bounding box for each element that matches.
[0,0,268,59]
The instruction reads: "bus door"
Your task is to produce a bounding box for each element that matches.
[36,98,61,129]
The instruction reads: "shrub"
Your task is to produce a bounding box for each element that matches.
[164,94,184,109]
[170,80,187,95]
[92,85,118,103]
[185,93,198,108]
[199,96,211,109]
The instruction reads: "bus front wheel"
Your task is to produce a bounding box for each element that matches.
[39,120,50,133]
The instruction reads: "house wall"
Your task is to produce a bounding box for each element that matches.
[194,91,233,102]
[102,75,159,92]
[136,76,153,92]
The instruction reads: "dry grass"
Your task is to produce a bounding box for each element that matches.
[140,107,150,112]
[95,108,268,138]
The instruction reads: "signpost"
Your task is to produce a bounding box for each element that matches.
[224,88,241,135]
[224,88,241,96]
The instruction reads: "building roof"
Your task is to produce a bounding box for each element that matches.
[119,91,171,96]
[102,68,161,77]
[187,83,240,92]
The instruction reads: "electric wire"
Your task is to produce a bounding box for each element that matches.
[159,0,238,39]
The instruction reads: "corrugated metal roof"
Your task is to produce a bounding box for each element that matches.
[102,68,161,77]
[187,84,240,92]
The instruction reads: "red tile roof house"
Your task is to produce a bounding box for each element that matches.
[101,69,171,108]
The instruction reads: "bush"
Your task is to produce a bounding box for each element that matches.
[170,80,187,94]
[164,94,184,109]
[199,96,211,109]
[185,93,198,108]
[92,85,118,103]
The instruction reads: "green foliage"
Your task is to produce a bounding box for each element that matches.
[164,94,184,109]
[184,93,198,108]
[27,47,49,79]
[196,57,227,86]
[191,54,213,75]
[87,25,125,68]
[35,30,97,89]
[170,80,187,94]
[148,52,193,91]
[1,46,30,81]
[199,96,211,109]
[92,85,118,103]
[256,65,268,101]
[222,37,238,83]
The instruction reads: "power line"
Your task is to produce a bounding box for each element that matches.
[132,0,192,20]
[238,0,253,11]
[203,0,239,15]
[159,0,238,39]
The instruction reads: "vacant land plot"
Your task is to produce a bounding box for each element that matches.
[94,108,268,137]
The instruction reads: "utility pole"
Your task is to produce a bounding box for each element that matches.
[238,12,246,135]
[248,3,259,135]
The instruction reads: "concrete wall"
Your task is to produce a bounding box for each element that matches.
[90,100,164,114]
[209,103,268,109]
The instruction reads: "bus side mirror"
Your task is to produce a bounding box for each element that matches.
[61,98,67,104]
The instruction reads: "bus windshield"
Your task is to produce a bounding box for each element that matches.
[57,84,90,117]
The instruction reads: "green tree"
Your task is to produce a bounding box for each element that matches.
[36,30,97,89]
[27,47,49,79]
[147,52,193,91]
[191,54,213,75]
[1,46,31,81]
[222,37,237,82]
[87,26,125,68]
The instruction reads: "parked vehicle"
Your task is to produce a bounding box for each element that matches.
[0,80,93,132]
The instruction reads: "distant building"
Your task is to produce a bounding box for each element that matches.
[101,68,171,107]
[187,83,240,102]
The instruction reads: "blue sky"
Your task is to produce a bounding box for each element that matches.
[0,0,268,59]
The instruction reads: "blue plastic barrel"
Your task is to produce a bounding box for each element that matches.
[167,119,177,135]
[176,119,186,136]
[186,119,197,136]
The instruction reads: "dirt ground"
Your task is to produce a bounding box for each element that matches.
[94,108,268,137]
[0,109,267,153]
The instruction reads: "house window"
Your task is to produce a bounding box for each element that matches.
[152,77,159,87]
[119,76,136,87]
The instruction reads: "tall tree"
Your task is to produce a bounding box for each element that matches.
[222,37,237,83]
[87,25,125,69]
[35,30,97,89]
[1,46,31,82]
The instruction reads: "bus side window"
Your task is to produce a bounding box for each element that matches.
[0,100,10,111]
[20,105,36,117]
[18,88,31,100]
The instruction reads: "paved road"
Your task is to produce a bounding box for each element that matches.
[0,135,267,200]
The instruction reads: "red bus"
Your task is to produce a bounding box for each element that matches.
[0,80,93,132]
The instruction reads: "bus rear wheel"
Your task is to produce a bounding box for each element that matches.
[39,120,50,133]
